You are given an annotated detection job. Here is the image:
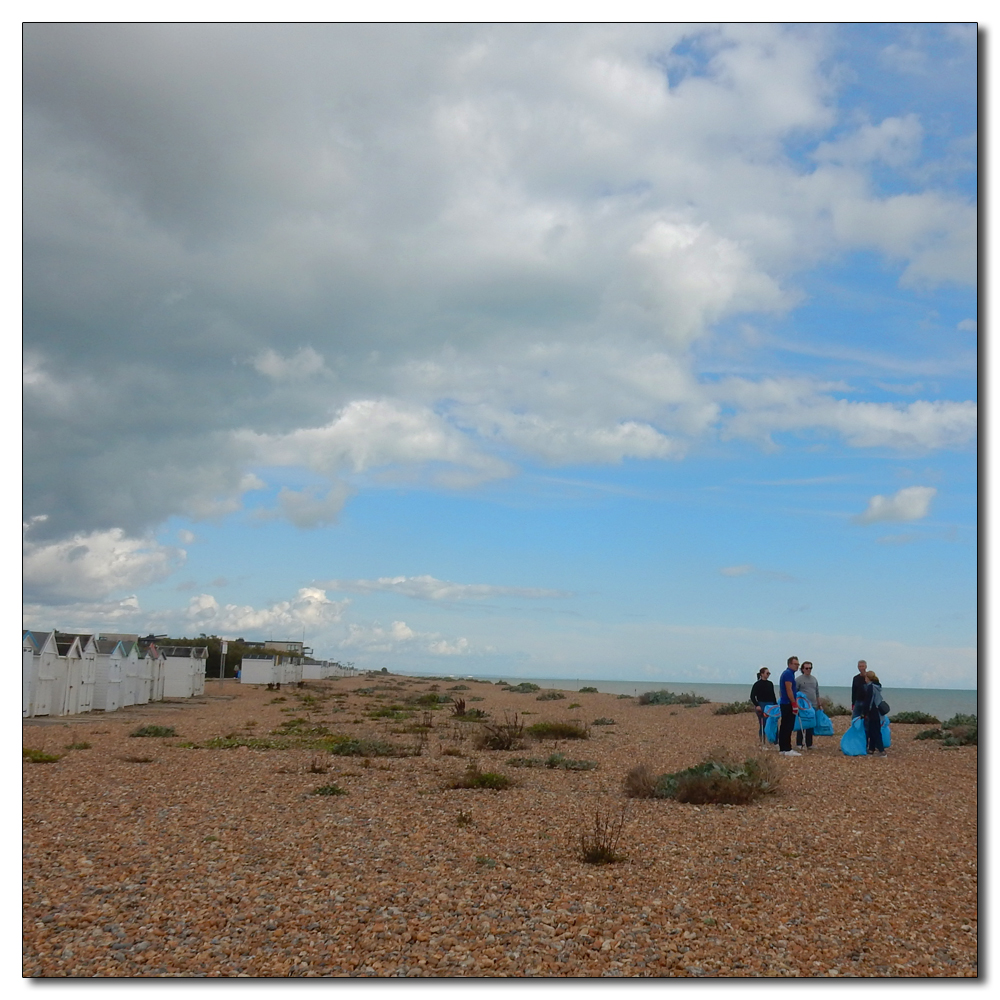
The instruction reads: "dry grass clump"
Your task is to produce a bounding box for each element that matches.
[475,712,525,751]
[129,725,177,738]
[579,803,628,865]
[625,750,779,805]
[712,701,756,715]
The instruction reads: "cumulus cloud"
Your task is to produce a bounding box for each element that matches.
[23,527,185,603]
[339,619,472,656]
[322,574,571,601]
[854,486,937,524]
[184,587,350,633]
[21,23,976,541]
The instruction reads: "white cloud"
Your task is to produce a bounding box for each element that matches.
[338,619,472,657]
[854,486,937,524]
[23,527,185,603]
[720,564,754,576]
[814,115,923,168]
[21,595,145,633]
[259,483,352,529]
[720,380,977,451]
[322,574,570,601]
[184,587,349,633]
[252,346,327,381]
[957,319,977,332]
[177,529,196,544]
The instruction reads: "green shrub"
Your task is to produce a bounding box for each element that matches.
[475,712,525,751]
[328,738,411,757]
[891,711,940,725]
[448,763,513,790]
[448,685,470,691]
[915,728,945,740]
[23,747,61,763]
[507,756,543,768]
[943,713,977,730]
[536,691,566,701]
[567,702,582,709]
[64,741,92,750]
[311,783,348,796]
[942,714,977,746]
[592,717,616,726]
[579,804,628,865]
[526,720,589,740]
[456,809,474,827]
[818,697,851,716]
[617,694,633,699]
[637,690,708,707]
[626,752,779,805]
[367,705,412,720]
[713,701,756,715]
[578,687,599,693]
[503,682,541,693]
[129,725,177,738]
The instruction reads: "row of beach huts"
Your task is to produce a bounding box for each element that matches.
[22,631,356,719]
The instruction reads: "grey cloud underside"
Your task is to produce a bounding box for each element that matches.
[23,23,976,542]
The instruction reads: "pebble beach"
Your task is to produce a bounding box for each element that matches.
[22,674,978,978]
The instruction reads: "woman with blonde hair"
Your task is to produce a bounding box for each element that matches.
[862,670,887,756]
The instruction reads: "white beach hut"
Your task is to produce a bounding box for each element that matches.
[22,630,57,717]
[240,652,280,686]
[161,646,209,698]
[92,638,125,713]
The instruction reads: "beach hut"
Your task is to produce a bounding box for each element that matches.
[22,629,57,718]
[240,652,280,686]
[56,633,97,715]
[138,641,167,702]
[119,640,141,706]
[161,646,209,698]
[92,638,125,713]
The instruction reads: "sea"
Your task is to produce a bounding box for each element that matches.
[405,673,978,721]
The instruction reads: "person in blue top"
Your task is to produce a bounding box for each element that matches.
[777,655,800,756]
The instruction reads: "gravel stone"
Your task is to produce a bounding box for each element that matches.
[23,677,977,977]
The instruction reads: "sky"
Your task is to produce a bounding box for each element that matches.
[20,21,978,689]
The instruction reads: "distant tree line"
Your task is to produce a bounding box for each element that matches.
[151,636,272,678]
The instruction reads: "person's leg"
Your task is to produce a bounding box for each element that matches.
[795,723,803,747]
[805,727,814,748]
[779,704,794,752]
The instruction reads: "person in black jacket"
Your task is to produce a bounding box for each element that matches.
[851,660,869,718]
[750,668,777,744]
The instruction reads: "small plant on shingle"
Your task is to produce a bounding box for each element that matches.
[915,728,945,740]
[623,763,658,799]
[456,809,474,827]
[713,701,756,716]
[818,697,851,716]
[130,725,177,738]
[451,698,467,716]
[592,717,616,726]
[567,702,582,709]
[122,755,155,764]
[638,750,780,805]
[447,762,513,790]
[638,690,709,707]
[441,745,463,757]
[23,748,61,763]
[309,757,329,773]
[579,687,599,693]
[503,682,541,694]
[526,720,589,740]
[475,712,525,751]
[579,803,628,865]
[64,741,92,750]
[311,783,348,796]
[536,691,566,701]
[545,753,598,771]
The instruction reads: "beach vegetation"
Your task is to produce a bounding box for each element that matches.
[23,747,62,763]
[64,741,92,750]
[311,782,348,796]
[447,762,513,790]
[891,711,940,724]
[579,686,599,693]
[456,809,474,827]
[122,755,155,763]
[503,682,541,693]
[475,712,525,751]
[819,697,851,716]
[592,717,616,726]
[624,750,779,805]
[536,691,566,701]
[915,728,944,740]
[526,720,589,740]
[129,725,177,738]
[638,690,709,707]
[713,701,756,715]
[579,803,628,865]
[567,702,582,709]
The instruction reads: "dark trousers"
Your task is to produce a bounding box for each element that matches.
[795,726,814,747]
[778,704,795,751]
[866,710,884,752]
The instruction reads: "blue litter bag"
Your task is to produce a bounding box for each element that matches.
[813,706,834,736]
[764,703,781,744]
[881,715,891,748]
[793,694,817,731]
[840,716,868,756]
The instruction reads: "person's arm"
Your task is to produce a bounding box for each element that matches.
[784,677,798,712]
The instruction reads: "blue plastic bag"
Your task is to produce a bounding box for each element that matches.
[813,706,834,736]
[840,716,868,756]
[881,715,891,748]
[793,694,817,730]
[764,703,781,744]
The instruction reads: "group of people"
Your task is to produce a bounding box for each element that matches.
[749,658,887,757]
